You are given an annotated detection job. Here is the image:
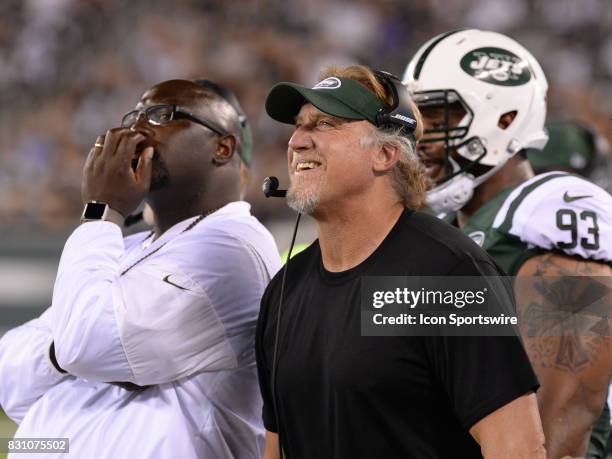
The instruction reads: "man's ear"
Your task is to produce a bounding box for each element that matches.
[372,141,400,173]
[212,135,237,165]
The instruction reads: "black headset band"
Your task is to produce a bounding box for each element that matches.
[372,70,418,138]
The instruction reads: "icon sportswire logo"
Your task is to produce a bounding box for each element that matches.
[460,47,531,86]
[563,191,593,203]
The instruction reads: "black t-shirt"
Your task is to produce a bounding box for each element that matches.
[256,209,538,459]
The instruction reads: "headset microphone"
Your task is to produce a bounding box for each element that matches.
[262,175,297,458]
[263,176,287,198]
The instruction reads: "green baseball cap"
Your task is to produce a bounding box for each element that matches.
[265,76,387,125]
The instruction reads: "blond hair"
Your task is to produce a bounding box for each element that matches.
[319,65,427,209]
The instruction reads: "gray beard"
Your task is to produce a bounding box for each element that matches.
[287,186,320,215]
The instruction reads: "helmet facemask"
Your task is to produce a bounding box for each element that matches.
[414,89,491,186]
[414,90,494,214]
[403,29,549,215]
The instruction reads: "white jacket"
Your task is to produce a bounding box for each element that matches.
[0,202,281,458]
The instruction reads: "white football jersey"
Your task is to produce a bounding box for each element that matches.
[491,172,612,263]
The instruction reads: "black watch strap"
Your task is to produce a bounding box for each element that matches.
[81,201,109,222]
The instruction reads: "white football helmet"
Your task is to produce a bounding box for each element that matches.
[403,29,549,214]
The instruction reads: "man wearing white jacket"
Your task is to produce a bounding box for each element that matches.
[0,79,281,458]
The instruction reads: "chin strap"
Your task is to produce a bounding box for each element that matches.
[427,173,475,214]
[427,144,519,214]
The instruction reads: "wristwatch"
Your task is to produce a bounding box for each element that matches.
[80,201,111,222]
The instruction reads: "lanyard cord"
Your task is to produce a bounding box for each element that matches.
[120,208,218,276]
[271,211,302,459]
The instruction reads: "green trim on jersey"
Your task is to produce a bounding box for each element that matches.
[497,173,567,233]
[462,171,612,274]
[461,186,539,275]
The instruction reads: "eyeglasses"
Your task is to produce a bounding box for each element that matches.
[121,104,230,137]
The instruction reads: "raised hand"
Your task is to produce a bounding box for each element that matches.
[82,128,154,217]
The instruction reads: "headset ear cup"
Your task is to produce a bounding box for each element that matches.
[379,113,392,130]
[372,69,417,136]
[375,111,384,129]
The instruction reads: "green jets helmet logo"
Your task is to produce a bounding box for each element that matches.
[460,47,531,86]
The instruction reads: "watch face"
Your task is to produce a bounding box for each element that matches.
[83,202,107,220]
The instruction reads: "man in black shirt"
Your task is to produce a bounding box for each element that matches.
[257,65,546,458]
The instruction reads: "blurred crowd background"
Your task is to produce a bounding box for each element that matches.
[0,0,611,332]
[0,0,611,445]
[0,0,611,231]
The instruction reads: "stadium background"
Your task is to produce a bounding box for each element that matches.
[0,0,611,448]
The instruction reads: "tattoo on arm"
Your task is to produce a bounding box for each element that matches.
[517,253,611,374]
[516,252,612,459]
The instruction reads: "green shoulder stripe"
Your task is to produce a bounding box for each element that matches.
[496,173,567,233]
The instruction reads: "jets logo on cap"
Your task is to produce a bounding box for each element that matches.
[313,77,342,90]
[460,47,531,86]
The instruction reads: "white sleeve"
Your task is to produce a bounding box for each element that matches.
[50,222,237,386]
[0,308,70,423]
[505,175,612,263]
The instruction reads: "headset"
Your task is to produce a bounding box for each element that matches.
[262,176,287,198]
[263,70,418,458]
[262,174,295,458]
[372,70,418,139]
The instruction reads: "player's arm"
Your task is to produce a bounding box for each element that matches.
[0,308,70,422]
[262,430,280,459]
[439,258,545,457]
[516,252,612,458]
[469,392,546,458]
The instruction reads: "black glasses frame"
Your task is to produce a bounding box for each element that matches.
[121,104,230,137]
